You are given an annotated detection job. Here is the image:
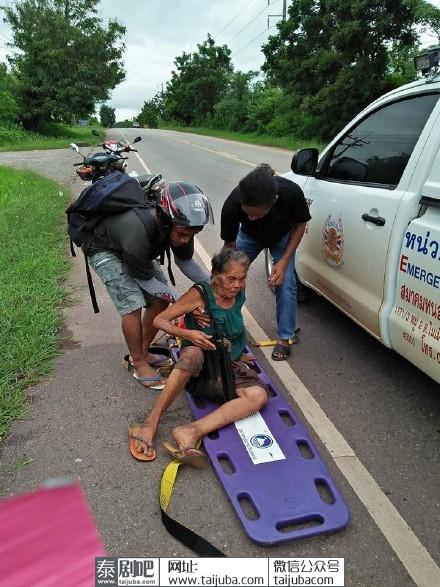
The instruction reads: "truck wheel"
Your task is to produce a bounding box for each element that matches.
[264,248,310,302]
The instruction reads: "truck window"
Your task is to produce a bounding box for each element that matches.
[322,93,439,187]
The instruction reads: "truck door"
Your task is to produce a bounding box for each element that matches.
[296,93,439,338]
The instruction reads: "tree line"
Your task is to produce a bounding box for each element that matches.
[0,0,125,131]
[1,1,440,140]
[137,0,440,141]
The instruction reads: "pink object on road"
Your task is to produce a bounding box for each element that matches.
[0,481,106,587]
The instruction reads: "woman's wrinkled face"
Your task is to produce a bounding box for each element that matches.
[216,261,248,297]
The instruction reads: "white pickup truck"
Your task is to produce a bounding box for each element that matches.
[285,48,440,384]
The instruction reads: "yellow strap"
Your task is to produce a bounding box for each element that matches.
[249,338,298,347]
[160,439,202,511]
[160,459,181,512]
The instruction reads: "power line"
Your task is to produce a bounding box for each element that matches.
[233,24,276,58]
[216,0,257,37]
[227,0,281,44]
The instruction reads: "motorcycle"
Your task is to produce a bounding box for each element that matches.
[69,129,141,183]
[69,130,165,200]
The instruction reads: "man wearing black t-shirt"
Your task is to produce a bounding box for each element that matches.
[221,165,311,360]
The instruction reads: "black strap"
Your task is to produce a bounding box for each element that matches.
[165,245,176,286]
[84,253,99,314]
[194,282,220,336]
[161,509,226,557]
[69,237,76,258]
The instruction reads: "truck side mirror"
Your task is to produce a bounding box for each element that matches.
[291,148,319,176]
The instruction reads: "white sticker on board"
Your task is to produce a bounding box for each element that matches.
[235,412,285,464]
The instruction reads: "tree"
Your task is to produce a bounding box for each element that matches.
[1,0,126,129]
[416,0,440,43]
[138,94,162,128]
[99,104,115,127]
[0,63,19,123]
[262,0,426,140]
[213,71,255,131]
[162,34,232,125]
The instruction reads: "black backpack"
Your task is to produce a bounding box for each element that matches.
[66,171,148,247]
[66,171,174,313]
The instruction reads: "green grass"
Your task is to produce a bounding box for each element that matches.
[0,123,104,152]
[0,166,70,439]
[160,124,325,152]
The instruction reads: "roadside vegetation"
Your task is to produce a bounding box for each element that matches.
[161,124,325,153]
[0,166,70,439]
[137,2,440,145]
[0,123,103,152]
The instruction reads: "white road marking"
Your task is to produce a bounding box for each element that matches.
[131,142,440,587]
[168,135,257,167]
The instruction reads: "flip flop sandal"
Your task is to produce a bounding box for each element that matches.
[149,355,173,368]
[122,354,173,370]
[128,425,156,462]
[271,343,292,361]
[132,371,165,391]
[163,442,209,469]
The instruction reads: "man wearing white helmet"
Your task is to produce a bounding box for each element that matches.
[85,181,213,390]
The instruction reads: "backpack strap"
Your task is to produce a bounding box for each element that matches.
[193,282,221,337]
[134,207,176,287]
[69,237,76,258]
[165,245,176,286]
[84,253,99,314]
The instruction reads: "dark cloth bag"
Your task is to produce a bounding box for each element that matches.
[189,284,237,405]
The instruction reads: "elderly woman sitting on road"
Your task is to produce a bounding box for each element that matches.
[128,249,268,466]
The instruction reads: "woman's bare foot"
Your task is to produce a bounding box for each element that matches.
[132,423,156,457]
[172,423,201,451]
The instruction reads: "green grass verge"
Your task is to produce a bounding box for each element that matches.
[0,123,104,152]
[0,166,70,439]
[160,125,325,152]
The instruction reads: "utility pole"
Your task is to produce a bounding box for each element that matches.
[267,0,287,28]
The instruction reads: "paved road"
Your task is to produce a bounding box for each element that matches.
[0,132,439,586]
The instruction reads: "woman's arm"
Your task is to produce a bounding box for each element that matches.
[153,287,216,350]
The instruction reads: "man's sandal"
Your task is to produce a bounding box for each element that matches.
[123,354,173,370]
[271,343,292,361]
[132,371,165,391]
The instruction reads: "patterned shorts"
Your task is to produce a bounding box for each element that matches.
[88,251,171,316]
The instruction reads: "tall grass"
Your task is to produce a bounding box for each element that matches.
[160,125,325,152]
[0,166,70,439]
[0,123,104,152]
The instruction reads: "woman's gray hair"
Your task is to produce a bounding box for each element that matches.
[211,249,250,275]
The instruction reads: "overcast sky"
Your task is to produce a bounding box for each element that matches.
[1,0,440,122]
